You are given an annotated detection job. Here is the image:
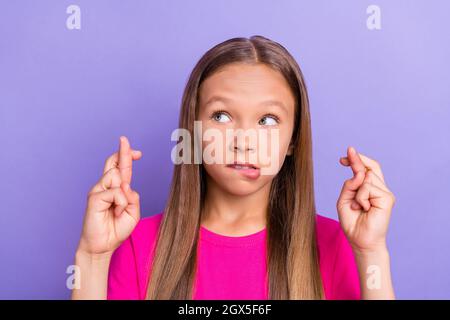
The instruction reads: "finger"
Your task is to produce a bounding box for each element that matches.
[339,153,385,183]
[88,187,128,213]
[346,146,366,177]
[118,136,134,185]
[338,170,366,203]
[337,170,365,217]
[120,182,141,222]
[340,156,389,192]
[354,181,394,212]
[88,167,122,195]
[103,149,142,175]
[354,182,372,212]
[364,169,389,193]
[351,201,363,211]
[340,169,390,211]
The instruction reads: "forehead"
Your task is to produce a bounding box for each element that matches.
[199,63,295,108]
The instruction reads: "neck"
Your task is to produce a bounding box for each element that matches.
[201,175,270,236]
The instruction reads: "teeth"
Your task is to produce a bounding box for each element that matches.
[233,165,254,169]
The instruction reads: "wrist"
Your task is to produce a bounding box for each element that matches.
[350,240,389,257]
[72,247,112,300]
[75,247,114,265]
[353,247,390,266]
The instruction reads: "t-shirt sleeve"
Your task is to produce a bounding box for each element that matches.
[330,229,361,300]
[107,236,140,299]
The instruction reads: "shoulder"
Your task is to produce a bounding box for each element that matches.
[107,212,165,299]
[315,213,360,300]
[129,211,164,268]
[315,213,345,248]
[125,212,165,265]
[130,212,164,245]
[315,213,351,260]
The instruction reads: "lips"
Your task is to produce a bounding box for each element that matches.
[226,162,260,179]
[227,164,258,170]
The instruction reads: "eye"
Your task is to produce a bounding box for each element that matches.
[211,111,231,123]
[259,115,279,126]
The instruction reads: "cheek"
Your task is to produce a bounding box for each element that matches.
[201,125,230,164]
[202,162,220,179]
[257,128,292,167]
[198,120,293,168]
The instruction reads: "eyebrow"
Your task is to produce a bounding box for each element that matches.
[203,95,289,114]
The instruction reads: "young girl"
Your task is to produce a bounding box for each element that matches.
[72,36,396,300]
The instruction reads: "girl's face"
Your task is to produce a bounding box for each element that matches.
[197,62,296,196]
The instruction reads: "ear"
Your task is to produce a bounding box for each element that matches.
[286,143,294,156]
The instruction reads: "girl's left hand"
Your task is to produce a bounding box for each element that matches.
[336,146,396,254]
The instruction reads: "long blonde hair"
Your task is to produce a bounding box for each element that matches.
[146,35,324,299]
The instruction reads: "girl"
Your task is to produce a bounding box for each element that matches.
[72,36,395,300]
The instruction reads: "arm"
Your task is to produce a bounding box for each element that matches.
[72,136,142,300]
[71,250,112,300]
[353,246,395,300]
[337,146,396,300]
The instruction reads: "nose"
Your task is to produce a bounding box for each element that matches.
[233,144,254,152]
[228,129,257,154]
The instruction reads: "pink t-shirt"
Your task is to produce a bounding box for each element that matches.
[107,212,361,300]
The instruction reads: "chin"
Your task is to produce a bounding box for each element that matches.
[218,176,273,197]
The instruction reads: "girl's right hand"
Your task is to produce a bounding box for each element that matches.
[77,136,142,257]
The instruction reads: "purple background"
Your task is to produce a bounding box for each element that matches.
[1,0,449,299]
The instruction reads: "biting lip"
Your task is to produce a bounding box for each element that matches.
[226,162,260,170]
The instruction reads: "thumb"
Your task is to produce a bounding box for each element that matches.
[356,182,392,211]
[338,170,365,203]
[89,187,128,213]
[121,182,141,222]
